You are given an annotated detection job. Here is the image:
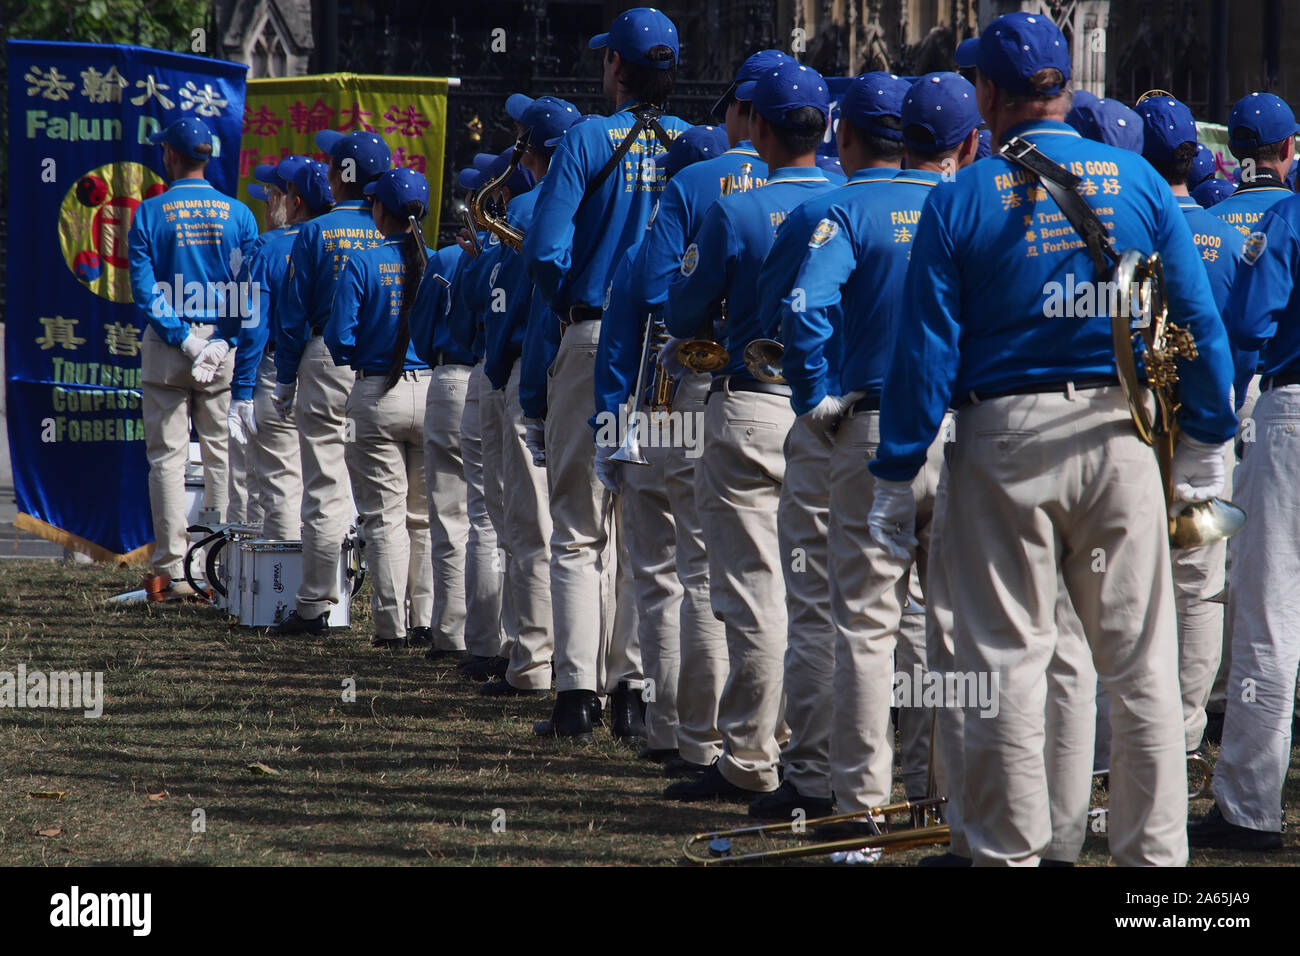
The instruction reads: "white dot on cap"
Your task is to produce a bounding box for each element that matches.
[936,105,943,111]
[931,76,940,83]
[1117,118,1126,126]
[1027,15,1037,21]
[1023,45,1030,51]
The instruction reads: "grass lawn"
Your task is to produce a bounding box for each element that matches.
[0,559,1295,866]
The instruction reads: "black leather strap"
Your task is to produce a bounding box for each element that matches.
[1261,370,1300,391]
[582,105,670,203]
[999,136,1119,275]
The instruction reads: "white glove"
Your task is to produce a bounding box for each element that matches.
[180,333,206,360]
[1170,435,1228,513]
[524,419,547,467]
[227,399,258,445]
[801,390,864,440]
[595,442,621,494]
[271,382,296,419]
[867,478,918,561]
[191,339,230,384]
[658,336,689,383]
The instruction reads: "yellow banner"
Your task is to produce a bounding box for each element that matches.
[238,73,448,237]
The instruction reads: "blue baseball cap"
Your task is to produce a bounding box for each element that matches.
[711,49,793,120]
[1289,158,1299,190]
[1192,177,1234,209]
[363,167,430,218]
[901,72,981,152]
[518,96,582,151]
[975,11,1071,96]
[739,61,830,131]
[1228,92,1299,151]
[655,124,730,177]
[1189,143,1216,188]
[1066,97,1144,153]
[249,154,311,200]
[839,72,910,141]
[505,93,535,123]
[471,148,537,196]
[954,37,979,69]
[976,127,993,159]
[315,129,392,182]
[458,166,484,190]
[148,116,214,160]
[1070,89,1100,113]
[589,7,678,70]
[289,160,334,213]
[1137,96,1198,164]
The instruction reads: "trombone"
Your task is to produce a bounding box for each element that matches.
[677,162,755,374]
[609,313,657,467]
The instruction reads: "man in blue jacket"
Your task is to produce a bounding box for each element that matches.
[128,116,258,599]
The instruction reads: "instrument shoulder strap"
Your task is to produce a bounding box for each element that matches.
[581,104,671,203]
[998,135,1118,274]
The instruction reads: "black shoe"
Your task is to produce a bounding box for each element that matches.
[663,755,712,779]
[370,635,408,650]
[532,689,597,741]
[1188,804,1282,851]
[269,609,328,636]
[610,681,647,742]
[638,746,678,764]
[663,764,766,803]
[917,851,972,867]
[407,627,434,649]
[459,655,509,681]
[481,678,543,698]
[812,819,881,840]
[1203,710,1224,747]
[1039,858,1075,867]
[423,646,468,664]
[747,780,835,820]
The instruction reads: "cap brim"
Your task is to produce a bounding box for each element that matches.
[361,180,380,196]
[247,183,268,201]
[315,130,344,154]
[147,129,168,146]
[589,32,610,50]
[710,81,738,121]
[506,93,534,122]
[955,38,979,69]
[473,152,498,171]
[458,168,483,190]
[735,80,758,101]
[252,163,279,185]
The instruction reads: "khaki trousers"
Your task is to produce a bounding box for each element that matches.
[295,335,356,618]
[460,364,511,659]
[827,410,943,813]
[141,323,232,577]
[345,373,433,641]
[778,416,835,799]
[897,569,932,799]
[621,434,684,751]
[502,361,552,687]
[663,374,726,765]
[947,386,1185,867]
[545,321,640,694]
[250,352,302,540]
[423,364,473,651]
[1216,384,1300,831]
[697,383,794,791]
[226,424,256,525]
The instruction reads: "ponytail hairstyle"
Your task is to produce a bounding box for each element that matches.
[397,198,428,332]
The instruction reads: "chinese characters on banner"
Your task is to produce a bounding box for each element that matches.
[6,40,247,560]
[239,74,449,237]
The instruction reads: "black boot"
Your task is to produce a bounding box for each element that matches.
[611,681,647,742]
[269,609,328,636]
[747,780,834,819]
[533,690,597,742]
[458,655,508,680]
[1203,710,1225,746]
[407,627,434,649]
[1188,804,1282,851]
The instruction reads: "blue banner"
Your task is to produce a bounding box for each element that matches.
[5,40,247,560]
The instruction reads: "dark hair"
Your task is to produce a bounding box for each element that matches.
[608,45,677,106]
[762,105,827,156]
[381,198,428,391]
[286,181,335,218]
[903,124,966,162]
[330,156,371,200]
[170,142,210,174]
[1229,134,1291,164]
[845,115,905,161]
[993,69,1071,110]
[1150,140,1199,185]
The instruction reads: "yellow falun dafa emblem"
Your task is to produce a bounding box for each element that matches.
[58,160,166,304]
[680,241,699,277]
[809,218,838,248]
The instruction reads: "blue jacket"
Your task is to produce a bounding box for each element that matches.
[519,288,560,420]
[870,121,1237,482]
[485,189,542,389]
[409,244,474,369]
[324,235,432,373]
[593,240,647,430]
[1223,191,1300,380]
[127,178,259,347]
[666,166,838,380]
[523,101,689,314]
[633,143,768,309]
[778,168,937,415]
[276,199,384,384]
[1211,178,1292,238]
[230,224,300,401]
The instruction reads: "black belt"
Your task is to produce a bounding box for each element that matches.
[357,368,430,381]
[560,304,603,334]
[434,350,475,368]
[1261,371,1300,391]
[963,376,1119,406]
[706,376,792,400]
[310,326,323,338]
[850,392,882,414]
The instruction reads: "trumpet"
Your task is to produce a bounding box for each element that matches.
[609,313,658,467]
[469,133,527,251]
[1110,250,1247,547]
[677,162,755,374]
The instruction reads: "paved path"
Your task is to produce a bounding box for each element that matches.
[0,488,67,561]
